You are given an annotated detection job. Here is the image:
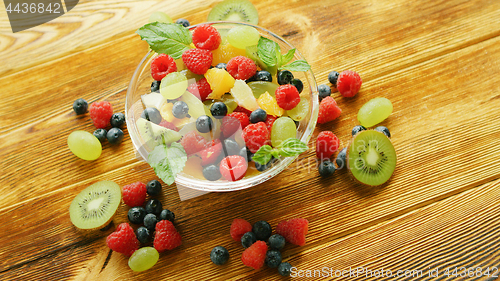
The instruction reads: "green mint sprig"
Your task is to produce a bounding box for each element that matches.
[252,138,308,165]
[147,142,187,185]
[257,37,311,72]
[136,22,192,59]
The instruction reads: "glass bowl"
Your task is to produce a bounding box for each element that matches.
[126,21,319,192]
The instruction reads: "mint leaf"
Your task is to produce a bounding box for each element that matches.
[257,37,281,68]
[136,22,192,59]
[279,60,311,72]
[277,138,308,157]
[252,145,273,165]
[147,142,187,185]
[281,48,295,65]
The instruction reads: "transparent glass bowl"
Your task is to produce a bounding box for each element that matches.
[126,21,319,192]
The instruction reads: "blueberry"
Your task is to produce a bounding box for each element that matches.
[73,98,88,115]
[351,125,366,136]
[336,148,347,170]
[141,107,162,124]
[215,63,227,70]
[143,213,158,231]
[146,180,162,196]
[151,80,161,93]
[196,115,213,133]
[328,71,340,87]
[127,206,146,224]
[318,84,331,100]
[252,221,272,241]
[375,126,391,138]
[268,234,285,250]
[291,78,303,93]
[249,109,267,123]
[160,209,175,223]
[176,18,190,27]
[210,102,228,119]
[255,70,272,82]
[210,246,229,265]
[319,160,336,177]
[239,147,253,162]
[241,232,257,248]
[93,129,107,142]
[277,70,294,85]
[135,226,150,244]
[144,199,163,216]
[265,250,282,268]
[222,138,240,156]
[106,128,124,144]
[202,165,221,181]
[255,157,277,172]
[110,112,125,128]
[278,262,293,276]
[172,101,189,119]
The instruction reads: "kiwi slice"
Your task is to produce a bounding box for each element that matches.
[207,0,259,25]
[69,181,122,230]
[347,130,397,186]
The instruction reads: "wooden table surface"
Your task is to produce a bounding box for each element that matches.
[2,0,500,280]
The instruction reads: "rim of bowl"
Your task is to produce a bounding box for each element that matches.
[126,21,319,192]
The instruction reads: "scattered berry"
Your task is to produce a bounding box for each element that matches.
[242,122,269,153]
[172,101,189,119]
[275,84,300,110]
[290,78,303,93]
[176,18,189,27]
[226,56,257,80]
[135,226,150,244]
[221,112,249,137]
[145,199,163,217]
[159,120,179,131]
[252,220,272,241]
[89,101,113,129]
[151,80,161,93]
[106,223,139,257]
[181,131,207,155]
[277,70,294,85]
[110,112,125,128]
[150,54,177,81]
[337,70,362,97]
[128,206,147,224]
[268,234,285,250]
[122,182,147,207]
[202,164,222,181]
[336,148,347,170]
[187,77,213,101]
[210,246,230,265]
[254,70,272,82]
[192,24,221,51]
[154,220,182,252]
[182,48,213,75]
[317,96,342,124]
[276,218,308,246]
[230,218,253,242]
[351,125,366,136]
[316,131,339,159]
[241,231,257,248]
[241,241,267,270]
[215,63,227,70]
[318,84,331,100]
[196,115,213,133]
[210,102,228,119]
[141,107,162,124]
[73,98,88,115]
[265,250,282,268]
[159,209,175,223]
[249,108,267,123]
[146,180,162,196]
[219,155,248,181]
[328,71,340,87]
[318,160,336,177]
[375,126,391,138]
[144,213,158,231]
[93,129,107,142]
[107,127,124,144]
[278,262,293,276]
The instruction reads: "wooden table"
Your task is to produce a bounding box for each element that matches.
[2,0,500,279]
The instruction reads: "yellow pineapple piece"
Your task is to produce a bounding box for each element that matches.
[211,43,248,66]
[205,68,235,99]
[230,80,259,111]
[160,102,175,122]
[172,116,193,129]
[257,91,284,116]
[182,156,205,180]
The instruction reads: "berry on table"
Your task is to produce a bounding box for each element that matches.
[317,96,341,124]
[146,180,162,196]
[328,71,339,87]
[192,24,221,51]
[93,129,107,142]
[203,164,222,181]
[128,206,147,224]
[135,226,150,244]
[154,220,182,252]
[219,155,248,181]
[265,250,282,268]
[187,77,213,101]
[110,112,125,128]
[351,125,366,136]
[106,223,139,257]
[73,98,88,115]
[159,209,175,222]
[252,220,272,241]
[316,131,339,159]
[106,128,124,144]
[290,78,303,93]
[318,160,336,177]
[241,241,268,270]
[210,246,230,265]
[210,102,228,119]
[196,115,213,133]
[215,63,227,70]
[182,48,213,75]
[89,101,113,129]
[145,199,163,217]
[254,70,272,82]
[122,182,147,207]
[175,18,189,27]
[336,148,347,170]
[242,122,269,153]
[337,70,362,98]
[221,112,249,137]
[241,231,257,248]
[318,84,331,100]
[275,84,300,110]
[141,107,162,125]
[375,126,391,138]
[226,56,257,80]
[181,131,208,155]
[144,213,158,231]
[172,101,189,119]
[277,70,294,85]
[151,54,177,81]
[249,108,267,123]
[230,218,253,242]
[268,234,285,250]
[276,218,308,246]
[151,80,161,93]
[278,262,293,276]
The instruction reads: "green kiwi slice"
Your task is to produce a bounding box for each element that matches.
[207,0,259,25]
[69,181,122,230]
[347,130,397,186]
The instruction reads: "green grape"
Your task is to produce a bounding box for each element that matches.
[180,69,204,83]
[248,81,279,99]
[286,97,309,121]
[128,247,159,272]
[220,93,238,113]
[180,90,206,119]
[271,117,297,147]
[357,97,393,127]
[149,12,173,23]
[67,131,102,161]
[227,26,260,49]
[160,72,188,99]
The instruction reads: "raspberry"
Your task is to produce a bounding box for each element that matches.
[234,105,252,116]
[337,70,362,98]
[187,78,212,101]
[317,96,342,124]
[106,223,139,257]
[275,84,300,110]
[198,140,222,166]
[276,218,308,246]
[226,56,257,80]
[150,54,177,81]
[159,120,179,131]
[219,155,248,181]
[154,220,182,252]
[316,131,339,159]
[182,48,213,75]
[221,112,250,138]
[264,115,276,132]
[242,122,269,153]
[181,131,207,155]
[192,24,221,51]
[241,241,268,270]
[89,101,113,129]
[230,218,252,242]
[122,182,147,207]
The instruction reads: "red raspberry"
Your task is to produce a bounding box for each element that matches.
[337,70,362,98]
[316,131,339,159]
[182,49,213,75]
[198,140,222,166]
[181,131,207,155]
[230,218,252,242]
[317,96,342,124]
[234,105,252,116]
[226,56,257,80]
[264,115,276,132]
[159,120,179,131]
[89,101,113,129]
[187,78,212,101]
[122,182,147,207]
[275,84,300,110]
[276,218,309,246]
[191,24,221,51]
[221,112,250,138]
[242,122,269,153]
[150,54,177,81]
[241,241,268,270]
[154,220,182,252]
[106,223,139,257]
[219,155,248,181]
